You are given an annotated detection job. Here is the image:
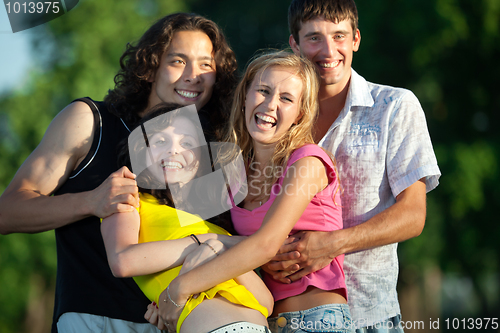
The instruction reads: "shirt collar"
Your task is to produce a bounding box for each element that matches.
[346,68,374,109]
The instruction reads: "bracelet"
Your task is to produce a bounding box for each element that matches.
[202,242,219,256]
[164,285,187,308]
[190,234,201,245]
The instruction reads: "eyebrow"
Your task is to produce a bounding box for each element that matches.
[165,52,214,62]
[255,83,271,89]
[153,131,198,138]
[303,30,351,38]
[255,84,298,98]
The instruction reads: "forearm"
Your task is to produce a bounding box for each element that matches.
[172,234,278,301]
[266,180,428,282]
[0,189,92,234]
[327,181,427,258]
[108,237,201,277]
[338,201,425,256]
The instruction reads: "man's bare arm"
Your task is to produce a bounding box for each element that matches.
[0,101,138,235]
[262,179,427,282]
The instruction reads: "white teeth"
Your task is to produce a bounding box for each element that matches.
[319,61,340,68]
[161,161,183,169]
[256,113,276,124]
[176,90,200,98]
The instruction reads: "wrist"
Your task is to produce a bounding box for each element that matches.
[165,285,190,308]
[168,277,191,305]
[331,227,353,257]
[74,191,94,218]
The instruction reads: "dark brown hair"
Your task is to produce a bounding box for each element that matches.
[288,0,358,44]
[118,102,233,231]
[105,12,238,138]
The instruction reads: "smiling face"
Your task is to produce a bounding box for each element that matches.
[148,116,202,186]
[147,30,217,113]
[290,17,360,94]
[245,66,304,147]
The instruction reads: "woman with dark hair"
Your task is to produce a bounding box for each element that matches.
[102,103,273,333]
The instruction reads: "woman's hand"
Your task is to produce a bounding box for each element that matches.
[159,239,225,331]
[158,280,190,332]
[144,302,167,330]
[179,239,225,276]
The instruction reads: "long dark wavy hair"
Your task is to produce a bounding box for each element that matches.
[105,12,238,140]
[118,103,234,232]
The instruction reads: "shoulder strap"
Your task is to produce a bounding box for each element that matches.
[282,144,337,184]
[68,97,102,179]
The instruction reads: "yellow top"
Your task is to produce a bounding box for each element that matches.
[133,193,268,332]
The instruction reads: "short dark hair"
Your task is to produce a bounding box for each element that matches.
[105,12,238,134]
[288,0,358,44]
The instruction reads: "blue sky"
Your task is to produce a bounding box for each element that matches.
[0,7,32,93]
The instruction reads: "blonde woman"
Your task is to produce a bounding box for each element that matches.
[160,51,354,333]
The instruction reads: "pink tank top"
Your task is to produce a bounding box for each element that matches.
[231,144,347,301]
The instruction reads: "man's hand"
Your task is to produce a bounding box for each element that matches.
[262,230,344,283]
[85,166,139,219]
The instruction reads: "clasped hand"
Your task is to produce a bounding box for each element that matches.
[261,230,339,283]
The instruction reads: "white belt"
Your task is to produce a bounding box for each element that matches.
[208,321,270,333]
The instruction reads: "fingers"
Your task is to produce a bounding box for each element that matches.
[287,266,313,282]
[270,250,301,263]
[165,316,178,333]
[261,251,301,275]
[113,192,140,208]
[269,263,301,280]
[144,303,158,325]
[114,168,140,204]
[275,240,303,255]
[266,260,299,273]
[114,166,136,179]
[157,318,167,331]
[91,171,140,217]
[282,234,299,245]
[145,302,168,330]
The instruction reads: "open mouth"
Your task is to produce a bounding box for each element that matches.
[160,159,183,170]
[318,60,341,69]
[175,89,201,99]
[255,113,277,129]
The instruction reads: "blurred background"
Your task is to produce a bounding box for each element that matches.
[0,0,498,332]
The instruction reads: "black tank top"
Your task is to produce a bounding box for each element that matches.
[52,98,151,332]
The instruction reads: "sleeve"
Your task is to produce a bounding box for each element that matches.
[286,144,338,185]
[386,91,441,197]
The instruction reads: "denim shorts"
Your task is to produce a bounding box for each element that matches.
[355,315,404,333]
[268,304,355,333]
